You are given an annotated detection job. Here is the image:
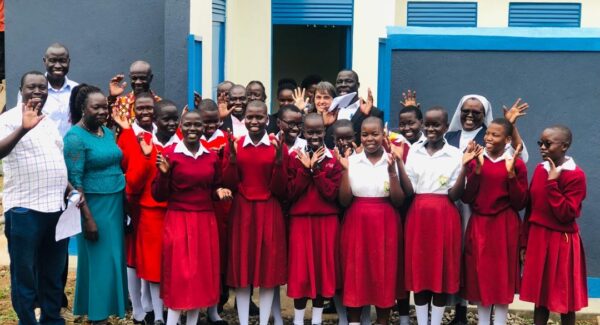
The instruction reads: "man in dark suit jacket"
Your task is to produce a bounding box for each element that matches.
[324,69,383,148]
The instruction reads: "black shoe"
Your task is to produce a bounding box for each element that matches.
[249,300,260,316]
[323,300,337,314]
[154,321,165,325]
[207,318,229,325]
[449,305,468,325]
[145,311,155,324]
[133,319,145,325]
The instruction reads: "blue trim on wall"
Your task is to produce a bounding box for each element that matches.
[509,2,581,28]
[407,1,478,27]
[345,25,353,69]
[378,27,600,297]
[187,34,202,109]
[272,0,353,26]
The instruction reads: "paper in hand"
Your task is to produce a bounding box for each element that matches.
[55,193,82,241]
[328,92,357,112]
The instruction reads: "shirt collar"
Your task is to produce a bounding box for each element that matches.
[201,129,225,142]
[484,149,510,163]
[343,100,360,110]
[44,74,77,92]
[231,115,245,125]
[415,140,455,157]
[356,151,388,167]
[542,156,576,172]
[132,121,157,136]
[157,133,180,147]
[242,132,271,147]
[173,141,210,159]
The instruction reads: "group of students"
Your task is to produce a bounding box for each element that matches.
[1,57,588,325]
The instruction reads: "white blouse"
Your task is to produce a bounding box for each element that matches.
[405,141,463,194]
[348,151,395,197]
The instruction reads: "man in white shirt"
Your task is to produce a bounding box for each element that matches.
[0,71,70,324]
[220,84,249,137]
[16,43,78,137]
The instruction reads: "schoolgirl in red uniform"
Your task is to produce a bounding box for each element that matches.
[287,113,343,325]
[461,118,528,325]
[222,100,288,325]
[152,110,232,325]
[396,107,478,325]
[520,125,587,325]
[337,116,405,325]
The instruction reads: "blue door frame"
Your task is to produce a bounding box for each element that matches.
[187,34,202,109]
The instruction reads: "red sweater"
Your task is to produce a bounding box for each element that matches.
[462,157,528,215]
[521,163,587,245]
[152,144,222,211]
[222,135,288,201]
[287,151,342,216]
[202,131,228,152]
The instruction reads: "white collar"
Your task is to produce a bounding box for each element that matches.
[343,100,360,110]
[231,115,245,124]
[483,149,510,163]
[156,133,180,147]
[542,156,576,172]
[356,151,388,167]
[201,129,225,142]
[414,140,455,158]
[45,74,77,92]
[174,141,210,159]
[461,126,483,137]
[132,121,157,136]
[242,132,271,147]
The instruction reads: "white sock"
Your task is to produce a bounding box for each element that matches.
[478,304,492,325]
[399,315,410,325]
[208,305,223,322]
[141,279,153,313]
[127,267,145,321]
[312,307,324,325]
[494,304,509,325]
[430,305,446,325]
[415,304,429,325]
[272,287,283,325]
[148,282,164,321]
[333,295,348,325]
[360,305,371,325]
[236,287,252,325]
[294,308,306,325]
[186,309,200,325]
[259,288,276,325]
[166,309,181,325]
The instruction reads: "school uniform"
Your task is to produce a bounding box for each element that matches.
[340,151,402,308]
[404,141,462,294]
[151,142,222,309]
[287,148,342,299]
[461,152,528,306]
[223,132,288,288]
[520,158,588,313]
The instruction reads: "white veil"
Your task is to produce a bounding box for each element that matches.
[448,94,494,132]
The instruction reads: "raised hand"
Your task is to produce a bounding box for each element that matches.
[271,132,285,164]
[295,148,311,169]
[156,152,171,174]
[334,146,352,170]
[503,98,529,124]
[310,146,326,169]
[111,107,131,130]
[216,188,233,200]
[322,110,338,126]
[353,142,362,154]
[293,87,309,112]
[193,91,202,109]
[462,140,483,166]
[21,99,45,130]
[138,135,154,157]
[505,143,522,176]
[401,89,420,108]
[109,74,127,97]
[218,92,233,119]
[387,153,397,175]
[359,87,374,116]
[546,157,562,180]
[390,140,405,161]
[227,129,238,163]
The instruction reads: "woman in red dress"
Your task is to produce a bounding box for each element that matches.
[152,110,232,325]
[520,125,588,325]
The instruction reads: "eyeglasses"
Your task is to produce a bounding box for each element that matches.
[280,120,303,128]
[461,109,483,117]
[537,140,562,148]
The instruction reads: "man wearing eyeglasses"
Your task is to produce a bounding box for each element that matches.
[15,43,78,137]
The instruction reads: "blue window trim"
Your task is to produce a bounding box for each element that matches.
[187,34,202,109]
[272,0,354,26]
[508,2,581,28]
[377,27,600,125]
[407,1,478,28]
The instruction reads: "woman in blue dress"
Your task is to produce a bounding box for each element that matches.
[63,84,128,324]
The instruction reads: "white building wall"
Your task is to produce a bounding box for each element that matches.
[189,0,214,99]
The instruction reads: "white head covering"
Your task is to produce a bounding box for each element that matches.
[448,94,494,132]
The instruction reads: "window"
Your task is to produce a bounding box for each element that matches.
[407,2,477,27]
[509,2,581,27]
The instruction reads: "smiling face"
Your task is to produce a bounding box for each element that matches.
[360,120,384,154]
[246,83,266,102]
[129,62,153,95]
[134,97,155,130]
[228,86,248,119]
[278,89,294,107]
[200,109,221,139]
[82,92,109,128]
[336,70,359,96]
[460,98,485,131]
[180,112,204,144]
[277,109,303,145]
[43,47,70,81]
[155,104,179,136]
[399,111,422,143]
[423,109,448,144]
[314,90,334,113]
[538,128,569,163]
[484,122,511,156]
[304,116,325,151]
[21,74,49,107]
[334,125,355,153]
[244,103,268,137]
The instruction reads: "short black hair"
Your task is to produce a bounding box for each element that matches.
[247,100,268,113]
[20,71,46,89]
[278,104,302,119]
[301,74,322,90]
[490,117,514,137]
[277,81,296,96]
[332,119,354,134]
[155,99,178,116]
[399,106,423,121]
[278,77,297,89]
[246,80,265,92]
[304,112,324,124]
[199,98,218,112]
[135,92,155,103]
[337,69,359,83]
[426,106,449,124]
[45,43,70,57]
[547,124,573,145]
[362,116,384,130]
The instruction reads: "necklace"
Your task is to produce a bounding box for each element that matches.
[80,121,103,137]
